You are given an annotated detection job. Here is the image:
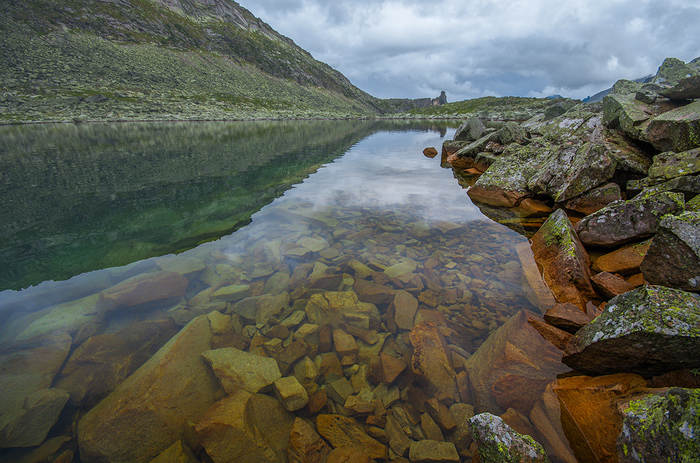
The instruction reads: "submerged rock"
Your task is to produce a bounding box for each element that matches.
[464,310,569,416]
[316,414,388,460]
[617,387,700,462]
[562,286,700,377]
[409,321,459,402]
[553,373,652,463]
[77,315,219,463]
[469,413,550,462]
[202,347,282,394]
[640,211,700,292]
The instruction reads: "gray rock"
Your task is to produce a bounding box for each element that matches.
[617,388,700,462]
[659,75,700,100]
[652,57,700,88]
[469,413,550,462]
[544,104,567,120]
[454,117,486,142]
[645,100,700,153]
[202,347,282,394]
[528,141,617,202]
[575,190,685,247]
[498,121,529,145]
[641,211,700,292]
[408,440,459,463]
[648,149,700,181]
[562,285,700,377]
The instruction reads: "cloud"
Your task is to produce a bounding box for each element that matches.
[238,0,700,101]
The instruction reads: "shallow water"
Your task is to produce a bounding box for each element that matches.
[0,121,572,462]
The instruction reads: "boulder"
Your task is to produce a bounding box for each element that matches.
[464,310,569,416]
[592,240,652,275]
[469,413,550,462]
[353,279,395,305]
[409,321,459,402]
[202,347,282,394]
[408,440,460,463]
[423,147,439,158]
[640,211,700,292]
[543,303,593,334]
[562,286,700,377]
[591,272,636,299]
[446,403,476,457]
[98,271,188,313]
[645,100,700,152]
[77,315,219,463]
[529,383,578,463]
[648,148,700,182]
[287,417,331,463]
[553,373,653,463]
[563,182,622,215]
[316,414,388,460]
[55,319,179,409]
[575,190,685,247]
[498,121,529,145]
[454,117,486,142]
[617,388,700,462]
[528,142,617,203]
[652,57,700,87]
[0,388,69,448]
[531,209,597,309]
[13,293,103,342]
[195,391,291,463]
[659,75,700,100]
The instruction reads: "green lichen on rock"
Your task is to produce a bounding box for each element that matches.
[563,285,700,377]
[469,413,550,463]
[617,388,700,462]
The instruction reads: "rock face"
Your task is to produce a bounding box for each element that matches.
[575,190,685,247]
[562,286,700,377]
[469,413,550,462]
[640,211,700,292]
[77,315,220,463]
[464,310,569,416]
[531,209,597,309]
[617,388,700,463]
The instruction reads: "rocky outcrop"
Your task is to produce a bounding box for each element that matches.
[617,388,700,462]
[562,286,700,377]
[640,211,700,292]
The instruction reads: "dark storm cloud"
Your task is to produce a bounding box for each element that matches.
[238,0,700,101]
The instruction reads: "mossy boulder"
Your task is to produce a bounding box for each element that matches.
[574,190,685,247]
[454,116,487,142]
[652,57,700,87]
[645,100,700,153]
[640,211,700,292]
[562,286,700,377]
[531,209,597,309]
[469,413,550,462]
[648,148,700,181]
[617,388,700,462]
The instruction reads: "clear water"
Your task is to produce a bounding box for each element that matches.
[0,121,571,462]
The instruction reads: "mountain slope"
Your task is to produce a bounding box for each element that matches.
[0,0,390,122]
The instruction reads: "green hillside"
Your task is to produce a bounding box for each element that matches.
[0,0,398,123]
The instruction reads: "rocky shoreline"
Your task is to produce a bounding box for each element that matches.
[437,56,700,461]
[0,57,698,463]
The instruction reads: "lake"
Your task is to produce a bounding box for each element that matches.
[0,120,574,462]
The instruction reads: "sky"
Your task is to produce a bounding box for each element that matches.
[237,0,700,102]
